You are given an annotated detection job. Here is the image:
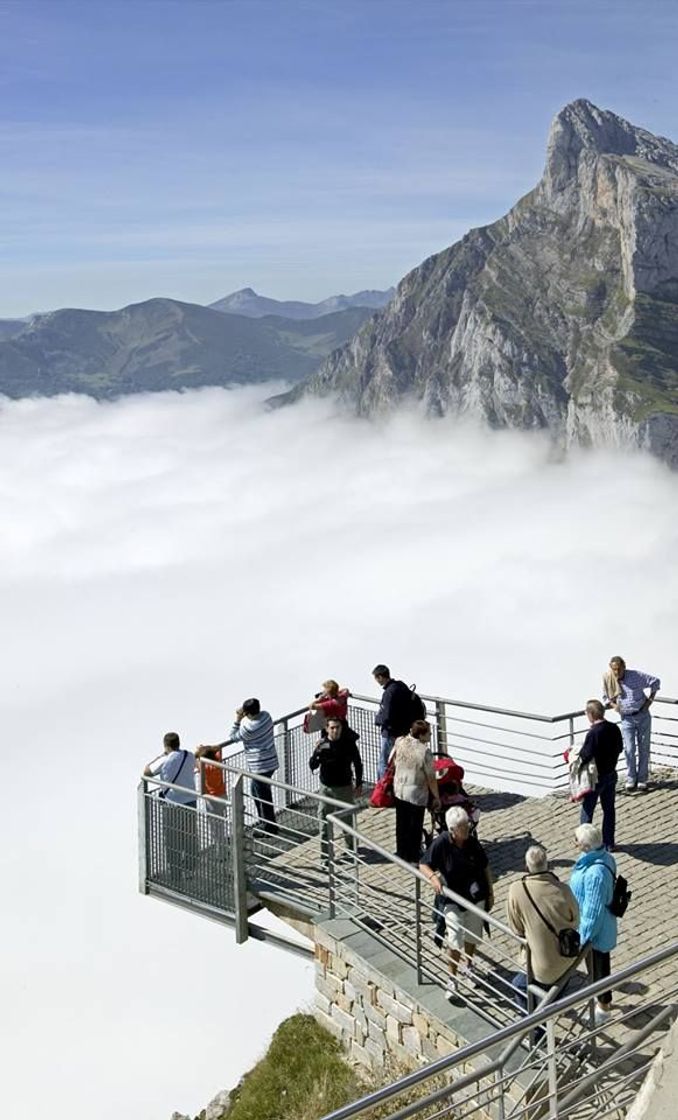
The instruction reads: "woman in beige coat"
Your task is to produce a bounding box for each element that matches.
[392,720,440,863]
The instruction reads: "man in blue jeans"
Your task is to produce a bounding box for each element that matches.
[372,664,414,779]
[579,700,623,850]
[603,657,660,793]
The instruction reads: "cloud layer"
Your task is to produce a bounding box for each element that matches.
[1,384,676,1119]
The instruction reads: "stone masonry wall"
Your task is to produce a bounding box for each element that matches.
[311,925,467,1072]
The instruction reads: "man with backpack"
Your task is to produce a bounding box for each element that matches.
[372,664,423,778]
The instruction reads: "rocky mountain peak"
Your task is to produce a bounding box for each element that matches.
[285,100,678,469]
[546,99,678,191]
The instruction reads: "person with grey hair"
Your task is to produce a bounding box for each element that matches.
[419,806,494,1002]
[507,845,579,1009]
[603,656,660,792]
[577,699,623,850]
[570,823,618,1025]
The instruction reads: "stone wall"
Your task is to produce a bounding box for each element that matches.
[311,925,466,1072]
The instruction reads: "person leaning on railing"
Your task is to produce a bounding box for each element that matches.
[143,732,198,881]
[391,719,440,864]
[603,655,660,793]
[308,680,350,723]
[199,698,279,835]
[419,806,495,1003]
[194,742,226,845]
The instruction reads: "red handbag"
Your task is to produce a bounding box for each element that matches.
[369,760,396,808]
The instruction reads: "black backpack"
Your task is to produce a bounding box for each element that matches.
[593,862,631,918]
[409,684,427,723]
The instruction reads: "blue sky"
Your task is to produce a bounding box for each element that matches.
[1,0,677,315]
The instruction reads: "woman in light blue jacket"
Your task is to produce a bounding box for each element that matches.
[570,822,618,1025]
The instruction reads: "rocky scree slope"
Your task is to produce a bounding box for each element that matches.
[284,100,678,468]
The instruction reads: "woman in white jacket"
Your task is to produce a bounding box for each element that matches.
[392,720,440,863]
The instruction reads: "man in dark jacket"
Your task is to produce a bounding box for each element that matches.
[579,699,623,851]
[310,717,363,859]
[373,663,414,778]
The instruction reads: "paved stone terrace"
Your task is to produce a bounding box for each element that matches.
[253,769,678,1095]
[262,772,678,983]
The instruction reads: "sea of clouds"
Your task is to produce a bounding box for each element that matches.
[1,384,676,1120]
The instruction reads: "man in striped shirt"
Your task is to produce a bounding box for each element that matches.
[226,698,279,833]
[603,657,661,793]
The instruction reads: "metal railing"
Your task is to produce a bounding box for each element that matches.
[232,765,532,1025]
[317,941,678,1120]
[200,689,677,802]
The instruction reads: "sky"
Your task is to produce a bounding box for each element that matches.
[1,0,678,316]
[1,385,677,1120]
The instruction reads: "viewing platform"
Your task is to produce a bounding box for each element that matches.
[138,690,678,1120]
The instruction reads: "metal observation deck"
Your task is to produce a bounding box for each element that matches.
[138,690,678,1120]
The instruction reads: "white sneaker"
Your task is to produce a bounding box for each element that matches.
[594,1004,612,1027]
[445,977,458,1002]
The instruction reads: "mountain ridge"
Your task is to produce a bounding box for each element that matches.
[0,297,375,399]
[208,286,394,319]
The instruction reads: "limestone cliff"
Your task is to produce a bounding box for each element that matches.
[288,100,678,467]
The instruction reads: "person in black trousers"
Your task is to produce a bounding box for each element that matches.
[392,720,440,864]
[579,699,623,850]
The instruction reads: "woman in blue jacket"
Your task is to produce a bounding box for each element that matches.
[570,822,618,1025]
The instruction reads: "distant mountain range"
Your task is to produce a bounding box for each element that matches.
[209,287,395,319]
[276,100,678,469]
[0,290,391,399]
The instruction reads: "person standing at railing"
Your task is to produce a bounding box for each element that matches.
[419,807,494,1003]
[507,845,580,1010]
[603,656,660,793]
[373,664,417,779]
[577,700,623,851]
[309,716,363,861]
[391,720,440,864]
[200,698,279,834]
[143,732,198,881]
[195,744,226,846]
[308,680,350,724]
[570,823,618,1026]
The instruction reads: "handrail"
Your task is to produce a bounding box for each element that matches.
[351,690,587,724]
[354,690,677,722]
[318,939,678,1120]
[326,798,523,944]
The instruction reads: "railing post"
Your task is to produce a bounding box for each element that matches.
[546,1016,558,1118]
[415,876,423,985]
[327,818,336,919]
[435,699,448,755]
[138,780,149,894]
[281,717,292,810]
[231,774,249,944]
[494,1067,506,1120]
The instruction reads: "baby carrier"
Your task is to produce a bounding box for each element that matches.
[424,752,480,847]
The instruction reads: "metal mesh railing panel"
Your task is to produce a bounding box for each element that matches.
[144,792,236,913]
